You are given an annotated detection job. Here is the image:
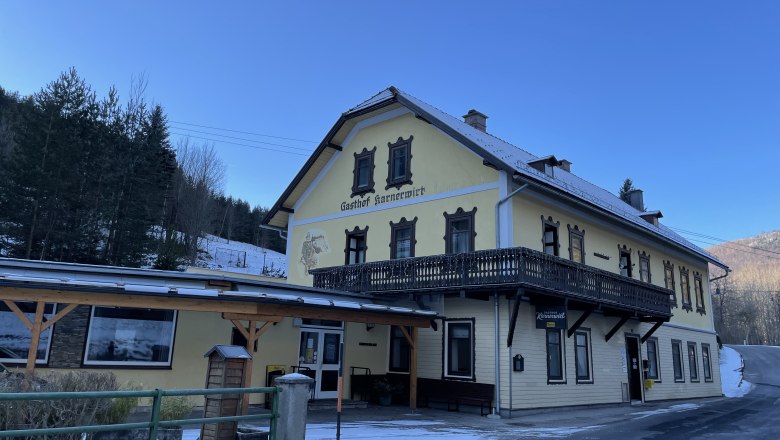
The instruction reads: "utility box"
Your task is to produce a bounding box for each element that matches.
[201,345,252,440]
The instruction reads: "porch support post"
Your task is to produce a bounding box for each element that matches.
[567,308,594,338]
[25,302,45,379]
[242,320,257,415]
[641,320,665,343]
[398,326,418,409]
[410,327,418,409]
[605,315,630,342]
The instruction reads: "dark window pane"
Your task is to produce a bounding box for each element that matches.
[575,332,589,381]
[547,330,563,380]
[447,323,472,377]
[672,342,683,380]
[357,157,370,187]
[0,303,56,364]
[647,340,659,379]
[85,307,176,365]
[389,326,410,372]
[321,370,338,391]
[322,333,340,365]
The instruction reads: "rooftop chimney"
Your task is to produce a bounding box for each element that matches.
[639,210,663,226]
[558,159,572,172]
[463,109,488,132]
[627,189,645,212]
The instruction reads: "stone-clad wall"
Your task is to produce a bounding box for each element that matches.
[48,305,90,368]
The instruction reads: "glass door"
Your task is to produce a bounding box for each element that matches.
[298,329,343,399]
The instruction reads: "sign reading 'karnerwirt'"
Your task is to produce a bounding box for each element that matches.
[340,186,426,212]
[535,306,567,329]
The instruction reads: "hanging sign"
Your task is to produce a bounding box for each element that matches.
[535,306,567,329]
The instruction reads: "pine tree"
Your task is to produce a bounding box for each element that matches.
[618,178,635,205]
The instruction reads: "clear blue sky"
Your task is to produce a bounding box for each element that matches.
[1,1,778,245]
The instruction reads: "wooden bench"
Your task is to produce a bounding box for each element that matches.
[418,378,494,416]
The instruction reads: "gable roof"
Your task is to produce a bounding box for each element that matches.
[263,87,728,270]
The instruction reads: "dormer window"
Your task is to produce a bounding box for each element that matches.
[386,136,413,190]
[351,147,376,197]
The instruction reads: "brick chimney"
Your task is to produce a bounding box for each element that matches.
[463,109,488,132]
[558,159,572,172]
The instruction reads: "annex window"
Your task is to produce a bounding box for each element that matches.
[386,136,413,189]
[646,338,660,381]
[345,226,368,265]
[542,216,560,256]
[84,307,177,367]
[671,339,685,382]
[680,267,692,311]
[546,329,565,383]
[568,225,585,264]
[687,341,699,382]
[444,208,477,254]
[390,217,416,259]
[664,260,677,308]
[574,329,592,383]
[0,302,56,365]
[388,326,411,373]
[444,320,475,379]
[618,245,632,278]
[702,343,713,382]
[694,272,705,314]
[638,251,651,283]
[351,147,376,197]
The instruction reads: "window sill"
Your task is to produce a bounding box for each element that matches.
[704,378,713,383]
[674,379,685,383]
[547,380,567,385]
[575,379,593,384]
[351,187,375,198]
[442,375,476,382]
[385,178,412,191]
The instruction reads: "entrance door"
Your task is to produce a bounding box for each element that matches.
[625,335,643,401]
[298,329,343,399]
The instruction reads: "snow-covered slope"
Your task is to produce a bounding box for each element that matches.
[720,346,752,397]
[195,234,287,278]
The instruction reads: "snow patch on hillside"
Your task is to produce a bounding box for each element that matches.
[195,234,287,278]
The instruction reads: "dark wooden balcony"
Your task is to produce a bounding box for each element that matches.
[311,246,672,317]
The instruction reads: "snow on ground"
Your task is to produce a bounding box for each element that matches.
[196,234,287,278]
[630,403,700,419]
[306,420,485,439]
[720,346,752,397]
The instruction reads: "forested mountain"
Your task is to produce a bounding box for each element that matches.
[0,69,284,270]
[707,231,780,345]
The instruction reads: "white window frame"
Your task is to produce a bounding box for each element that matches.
[83,306,177,367]
[0,302,57,365]
[443,319,475,380]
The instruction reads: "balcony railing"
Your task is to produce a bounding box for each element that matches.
[311,246,672,317]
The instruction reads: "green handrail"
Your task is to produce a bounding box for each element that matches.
[0,386,280,440]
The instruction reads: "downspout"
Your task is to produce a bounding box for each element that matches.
[490,182,529,418]
[259,224,288,241]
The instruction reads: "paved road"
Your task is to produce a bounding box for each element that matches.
[567,345,780,440]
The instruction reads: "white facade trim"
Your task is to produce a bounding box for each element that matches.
[291,181,500,227]
[497,171,513,248]
[661,322,717,336]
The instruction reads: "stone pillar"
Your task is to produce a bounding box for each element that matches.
[275,373,314,440]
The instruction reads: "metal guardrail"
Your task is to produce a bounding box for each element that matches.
[0,386,279,440]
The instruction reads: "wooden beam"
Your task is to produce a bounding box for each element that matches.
[223,313,283,323]
[0,288,432,328]
[605,316,630,342]
[41,304,78,332]
[641,321,665,344]
[4,300,33,330]
[409,327,418,409]
[230,320,250,341]
[25,302,45,379]
[254,321,274,341]
[398,326,415,349]
[506,291,522,347]
[567,308,594,338]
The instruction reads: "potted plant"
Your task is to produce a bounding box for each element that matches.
[372,377,396,406]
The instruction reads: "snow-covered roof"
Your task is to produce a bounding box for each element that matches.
[346,87,726,269]
[0,269,438,318]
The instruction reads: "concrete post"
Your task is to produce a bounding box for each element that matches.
[275,373,314,440]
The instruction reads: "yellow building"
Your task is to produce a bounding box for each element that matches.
[262,87,729,416]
